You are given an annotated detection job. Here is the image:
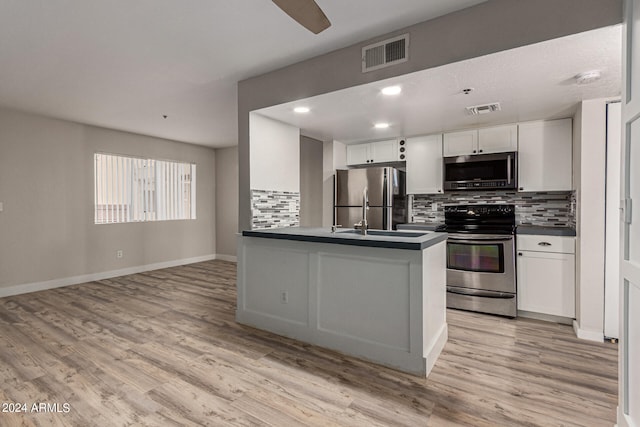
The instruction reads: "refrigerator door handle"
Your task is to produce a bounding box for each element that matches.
[385,168,394,230]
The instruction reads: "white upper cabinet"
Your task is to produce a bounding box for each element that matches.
[371,139,400,163]
[518,118,573,192]
[443,124,517,156]
[346,139,400,165]
[442,130,478,156]
[406,134,443,194]
[478,124,518,154]
[346,143,370,165]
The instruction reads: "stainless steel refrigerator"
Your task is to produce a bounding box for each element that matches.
[334,167,407,230]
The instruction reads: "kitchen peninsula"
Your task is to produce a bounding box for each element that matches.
[236,227,447,376]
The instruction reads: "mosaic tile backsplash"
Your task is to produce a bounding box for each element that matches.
[251,189,300,230]
[412,191,575,228]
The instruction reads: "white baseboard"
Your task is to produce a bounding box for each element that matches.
[425,323,448,376]
[215,254,237,262]
[518,310,573,325]
[0,254,218,298]
[573,320,604,342]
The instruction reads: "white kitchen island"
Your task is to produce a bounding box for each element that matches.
[236,227,448,376]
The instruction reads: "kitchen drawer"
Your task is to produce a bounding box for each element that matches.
[517,234,575,254]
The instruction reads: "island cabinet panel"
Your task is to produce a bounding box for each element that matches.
[242,244,309,326]
[316,253,411,351]
[237,234,448,377]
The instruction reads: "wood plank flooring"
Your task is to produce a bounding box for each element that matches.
[0,260,617,426]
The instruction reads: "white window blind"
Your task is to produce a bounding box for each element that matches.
[94,153,196,224]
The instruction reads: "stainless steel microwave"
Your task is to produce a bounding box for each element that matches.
[443,152,517,191]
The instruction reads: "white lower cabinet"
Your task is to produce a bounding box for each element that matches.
[517,235,575,318]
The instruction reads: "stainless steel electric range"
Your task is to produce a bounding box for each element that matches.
[436,204,517,317]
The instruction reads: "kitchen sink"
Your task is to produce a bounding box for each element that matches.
[337,230,428,238]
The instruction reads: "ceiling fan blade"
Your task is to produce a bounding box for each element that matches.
[272,0,331,34]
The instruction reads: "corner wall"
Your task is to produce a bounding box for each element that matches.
[573,98,614,341]
[0,108,217,296]
[249,113,301,229]
[300,136,323,227]
[215,146,239,260]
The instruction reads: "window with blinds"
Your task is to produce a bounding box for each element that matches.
[94,153,196,224]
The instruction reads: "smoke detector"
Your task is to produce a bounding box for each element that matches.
[575,70,601,85]
[465,102,501,115]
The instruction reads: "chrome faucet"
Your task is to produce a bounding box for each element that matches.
[354,187,369,235]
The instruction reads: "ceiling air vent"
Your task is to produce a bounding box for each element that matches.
[362,34,409,73]
[465,102,502,115]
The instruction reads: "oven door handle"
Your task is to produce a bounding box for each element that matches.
[447,236,513,242]
[447,287,515,299]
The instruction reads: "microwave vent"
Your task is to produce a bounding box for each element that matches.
[465,102,501,115]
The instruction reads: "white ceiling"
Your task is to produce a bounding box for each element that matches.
[0,0,488,148]
[257,25,622,144]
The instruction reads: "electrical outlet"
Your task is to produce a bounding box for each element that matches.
[116,250,123,259]
[280,291,289,304]
[431,202,438,211]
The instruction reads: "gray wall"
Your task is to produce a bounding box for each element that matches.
[215,146,239,258]
[0,108,216,291]
[300,136,323,227]
[249,113,300,192]
[238,0,622,231]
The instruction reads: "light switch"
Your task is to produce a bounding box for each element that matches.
[0,202,3,212]
[431,202,438,211]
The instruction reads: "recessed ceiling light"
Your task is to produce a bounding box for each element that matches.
[374,122,390,129]
[294,106,310,113]
[381,86,402,96]
[575,70,601,85]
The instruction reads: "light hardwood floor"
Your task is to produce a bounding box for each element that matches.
[0,260,617,426]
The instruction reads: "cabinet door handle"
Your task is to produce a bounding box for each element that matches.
[472,150,477,153]
[538,242,552,246]
[479,149,483,153]
[518,252,523,256]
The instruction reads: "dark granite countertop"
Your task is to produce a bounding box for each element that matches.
[516,226,576,237]
[397,223,442,231]
[242,227,447,250]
